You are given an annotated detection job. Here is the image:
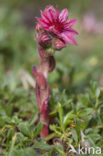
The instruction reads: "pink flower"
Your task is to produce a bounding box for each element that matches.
[37,6,78,45]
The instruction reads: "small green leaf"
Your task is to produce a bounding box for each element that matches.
[63,111,76,128]
[79,108,93,117]
[29,112,38,126]
[95,88,100,98]
[7,128,15,142]
[11,147,37,156]
[33,122,43,137]
[18,122,30,137]
[71,128,78,142]
[33,140,55,150]
[57,102,63,125]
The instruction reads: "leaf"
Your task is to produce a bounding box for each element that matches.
[90,81,100,98]
[28,113,38,126]
[7,128,15,142]
[18,122,30,137]
[75,117,91,131]
[33,140,55,150]
[79,108,93,117]
[63,111,76,128]
[71,128,78,142]
[33,122,43,137]
[57,102,63,125]
[95,87,100,98]
[11,147,37,156]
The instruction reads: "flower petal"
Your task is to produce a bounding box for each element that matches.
[46,10,54,22]
[55,7,59,18]
[67,19,77,27]
[41,11,50,23]
[66,29,78,35]
[48,9,56,21]
[44,6,57,22]
[60,32,77,45]
[59,8,68,21]
[37,17,49,27]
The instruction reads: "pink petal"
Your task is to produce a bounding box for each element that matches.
[37,17,49,27]
[46,10,54,22]
[44,5,54,13]
[48,9,56,21]
[66,29,78,35]
[67,19,77,27]
[60,32,77,45]
[67,35,77,45]
[47,6,59,22]
[41,11,50,23]
[55,7,59,18]
[59,8,68,21]
[44,6,57,22]
[42,27,49,31]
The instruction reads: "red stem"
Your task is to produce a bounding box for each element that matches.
[33,44,55,138]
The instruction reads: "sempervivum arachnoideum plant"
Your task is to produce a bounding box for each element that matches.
[32,5,78,138]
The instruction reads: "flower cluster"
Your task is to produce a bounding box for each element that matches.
[33,5,78,138]
[36,5,78,50]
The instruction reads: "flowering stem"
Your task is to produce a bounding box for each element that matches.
[33,44,55,138]
[33,5,78,138]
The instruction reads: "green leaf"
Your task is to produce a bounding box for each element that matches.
[11,147,37,156]
[33,141,55,150]
[71,128,78,142]
[33,122,43,137]
[90,81,100,98]
[63,111,76,128]
[79,108,93,117]
[57,102,63,125]
[95,88,100,98]
[7,128,15,142]
[29,112,38,126]
[18,122,30,137]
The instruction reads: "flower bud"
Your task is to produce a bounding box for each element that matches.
[36,23,43,33]
[38,32,52,48]
[52,38,66,50]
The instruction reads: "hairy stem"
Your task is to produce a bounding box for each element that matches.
[33,44,55,138]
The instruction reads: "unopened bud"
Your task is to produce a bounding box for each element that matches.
[52,38,66,50]
[38,32,52,48]
[36,23,43,33]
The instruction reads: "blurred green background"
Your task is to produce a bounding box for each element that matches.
[0,0,103,92]
[0,0,103,154]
